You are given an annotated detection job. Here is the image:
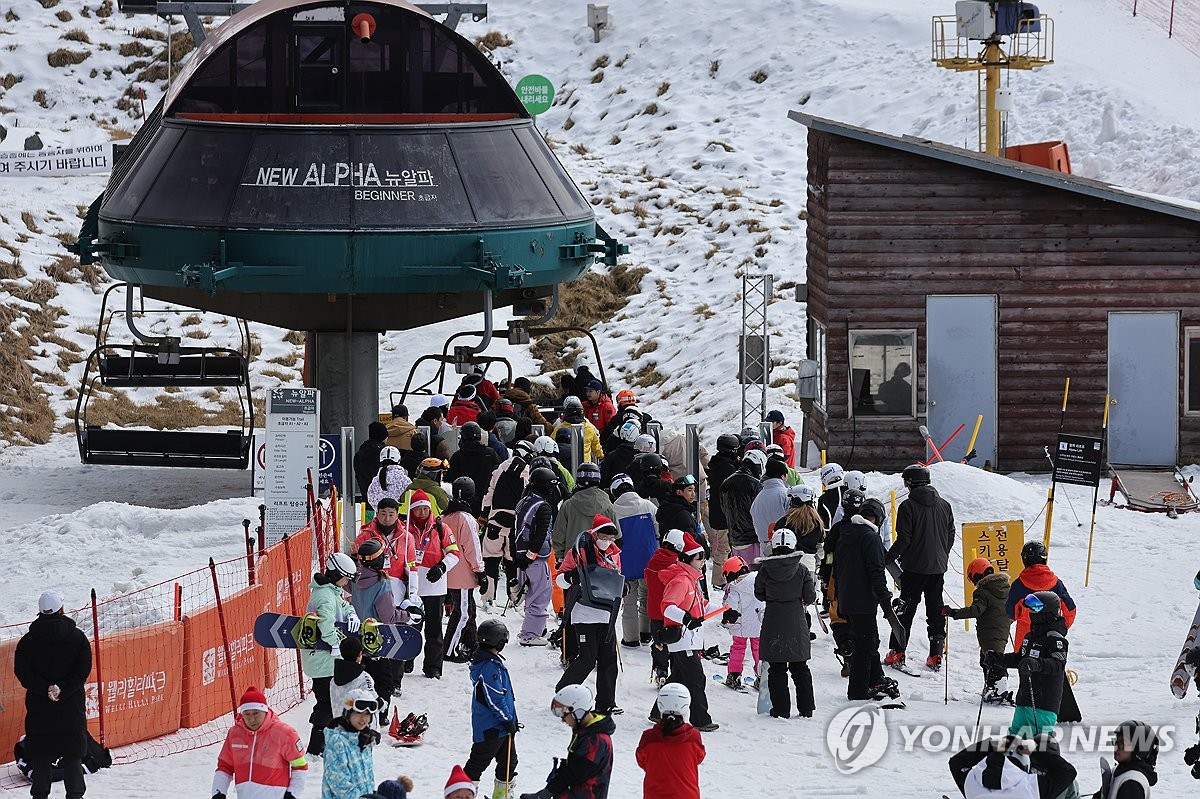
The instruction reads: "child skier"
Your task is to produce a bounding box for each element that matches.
[636,684,705,799]
[719,556,763,691]
[519,684,615,799]
[444,765,477,798]
[322,688,382,799]
[465,619,519,799]
[943,557,1014,704]
[1098,720,1159,798]
[330,637,376,724]
[644,529,686,686]
[656,534,723,731]
[211,687,308,799]
[983,591,1068,737]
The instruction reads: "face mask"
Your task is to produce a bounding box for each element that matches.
[596,538,613,551]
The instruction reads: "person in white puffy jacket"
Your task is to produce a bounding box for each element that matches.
[719,557,764,691]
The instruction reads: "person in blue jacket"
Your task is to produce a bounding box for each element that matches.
[465,619,519,799]
[610,474,659,647]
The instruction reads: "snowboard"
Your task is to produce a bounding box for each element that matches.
[882,603,909,649]
[757,667,772,715]
[1170,571,1200,699]
[253,612,423,661]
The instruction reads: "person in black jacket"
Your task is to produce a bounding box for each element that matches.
[656,475,702,544]
[599,420,639,491]
[948,734,1078,799]
[401,431,428,476]
[834,499,900,703]
[720,452,764,563]
[14,591,93,799]
[984,591,1068,737]
[353,421,389,502]
[706,434,740,588]
[448,422,500,517]
[755,528,817,718]
[886,463,956,671]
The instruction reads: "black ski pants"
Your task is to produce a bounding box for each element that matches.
[767,661,814,718]
[846,613,885,700]
[889,571,946,651]
[27,735,85,799]
[421,594,445,677]
[557,622,618,711]
[660,650,711,727]
[464,731,518,783]
[307,676,333,755]
[364,657,402,721]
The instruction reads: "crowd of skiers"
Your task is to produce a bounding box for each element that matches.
[194,363,1167,799]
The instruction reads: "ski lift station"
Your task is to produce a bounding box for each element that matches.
[74,0,624,468]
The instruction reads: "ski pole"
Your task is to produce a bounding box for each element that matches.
[944,625,950,705]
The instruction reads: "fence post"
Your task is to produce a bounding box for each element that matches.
[306,468,315,526]
[173,583,183,622]
[282,533,307,699]
[209,558,240,715]
[90,589,106,749]
[1169,0,1175,36]
[243,519,255,585]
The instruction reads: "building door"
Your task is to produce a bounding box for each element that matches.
[294,24,345,111]
[926,295,998,466]
[1108,311,1179,465]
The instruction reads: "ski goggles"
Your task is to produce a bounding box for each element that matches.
[1022,594,1044,614]
[345,697,380,713]
[551,703,571,719]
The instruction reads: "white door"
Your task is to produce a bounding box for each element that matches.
[1108,311,1178,466]
[926,295,998,466]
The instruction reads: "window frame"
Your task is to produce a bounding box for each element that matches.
[847,328,917,419]
[810,321,828,412]
[1185,327,1200,415]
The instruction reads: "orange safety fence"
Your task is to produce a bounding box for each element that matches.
[0,498,337,788]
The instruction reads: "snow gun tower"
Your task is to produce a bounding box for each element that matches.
[74,0,624,469]
[932,1,1053,157]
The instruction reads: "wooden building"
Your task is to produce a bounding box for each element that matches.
[790,112,1200,472]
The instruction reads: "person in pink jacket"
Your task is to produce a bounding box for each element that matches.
[444,477,486,664]
[212,687,308,799]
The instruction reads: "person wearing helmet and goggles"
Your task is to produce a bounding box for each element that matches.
[636,684,706,799]
[302,552,362,756]
[717,557,763,693]
[519,685,614,799]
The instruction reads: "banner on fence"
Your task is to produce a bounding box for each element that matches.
[181,584,266,729]
[0,142,120,176]
[85,620,185,748]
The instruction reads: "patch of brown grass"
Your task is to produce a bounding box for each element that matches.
[119,41,154,58]
[630,339,658,359]
[136,63,167,83]
[0,292,62,445]
[55,9,72,21]
[632,363,666,389]
[528,262,649,374]
[184,329,210,340]
[131,27,166,41]
[84,391,259,429]
[33,89,49,108]
[44,254,82,283]
[0,260,24,280]
[20,211,41,233]
[269,352,300,367]
[1,73,21,90]
[60,29,90,43]
[283,330,305,345]
[591,55,609,69]
[474,31,512,49]
[47,49,90,68]
[38,0,60,7]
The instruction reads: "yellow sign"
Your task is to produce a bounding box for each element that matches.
[960,520,1023,628]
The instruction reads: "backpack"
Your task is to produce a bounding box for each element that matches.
[572,534,625,612]
[16,733,112,780]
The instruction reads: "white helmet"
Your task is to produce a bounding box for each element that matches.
[788,484,817,505]
[534,435,559,455]
[564,395,584,411]
[552,683,594,721]
[742,449,768,474]
[844,470,867,493]
[662,529,686,554]
[770,528,797,551]
[634,434,657,454]
[341,687,379,716]
[326,552,357,581]
[765,443,785,459]
[617,419,641,443]
[379,445,401,464]
[820,463,845,488]
[657,683,690,717]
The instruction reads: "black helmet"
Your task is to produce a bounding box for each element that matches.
[530,455,554,472]
[1021,541,1048,567]
[1024,590,1061,625]
[460,422,482,445]
[452,476,476,503]
[528,466,561,496]
[633,452,666,474]
[716,433,741,454]
[575,462,601,487]
[1114,720,1160,768]
[477,619,510,651]
[860,498,887,524]
[902,464,931,487]
[842,487,866,514]
[356,537,387,570]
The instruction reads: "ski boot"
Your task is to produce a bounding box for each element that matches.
[702,645,729,665]
[723,673,748,692]
[651,668,669,688]
[883,650,906,668]
[926,639,944,671]
[868,676,901,702]
[982,687,1014,705]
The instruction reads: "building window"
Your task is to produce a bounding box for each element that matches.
[1186,328,1200,414]
[848,330,916,417]
[810,322,827,410]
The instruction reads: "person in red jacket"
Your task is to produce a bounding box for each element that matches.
[637,683,705,799]
[765,410,796,467]
[644,529,686,686]
[406,490,461,679]
[582,380,617,432]
[212,687,308,799]
[354,498,419,615]
[1005,541,1077,649]
[447,384,483,427]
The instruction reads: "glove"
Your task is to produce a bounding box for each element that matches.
[891,597,907,616]
[47,685,61,702]
[214,794,227,799]
[504,719,519,734]
[284,794,296,799]
[980,650,1000,669]
[818,564,832,583]
[940,605,955,618]
[476,573,490,595]
[346,611,361,634]
[426,560,447,583]
[402,600,424,626]
[358,728,382,749]
[684,614,704,630]
[721,609,741,625]
[512,550,531,569]
[1018,656,1041,676]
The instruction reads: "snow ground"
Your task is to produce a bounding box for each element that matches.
[2,0,1200,795]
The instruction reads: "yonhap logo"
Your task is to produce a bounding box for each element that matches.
[826,703,889,774]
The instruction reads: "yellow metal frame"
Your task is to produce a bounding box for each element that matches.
[931,14,1054,157]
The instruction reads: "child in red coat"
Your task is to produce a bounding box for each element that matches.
[636,683,705,799]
